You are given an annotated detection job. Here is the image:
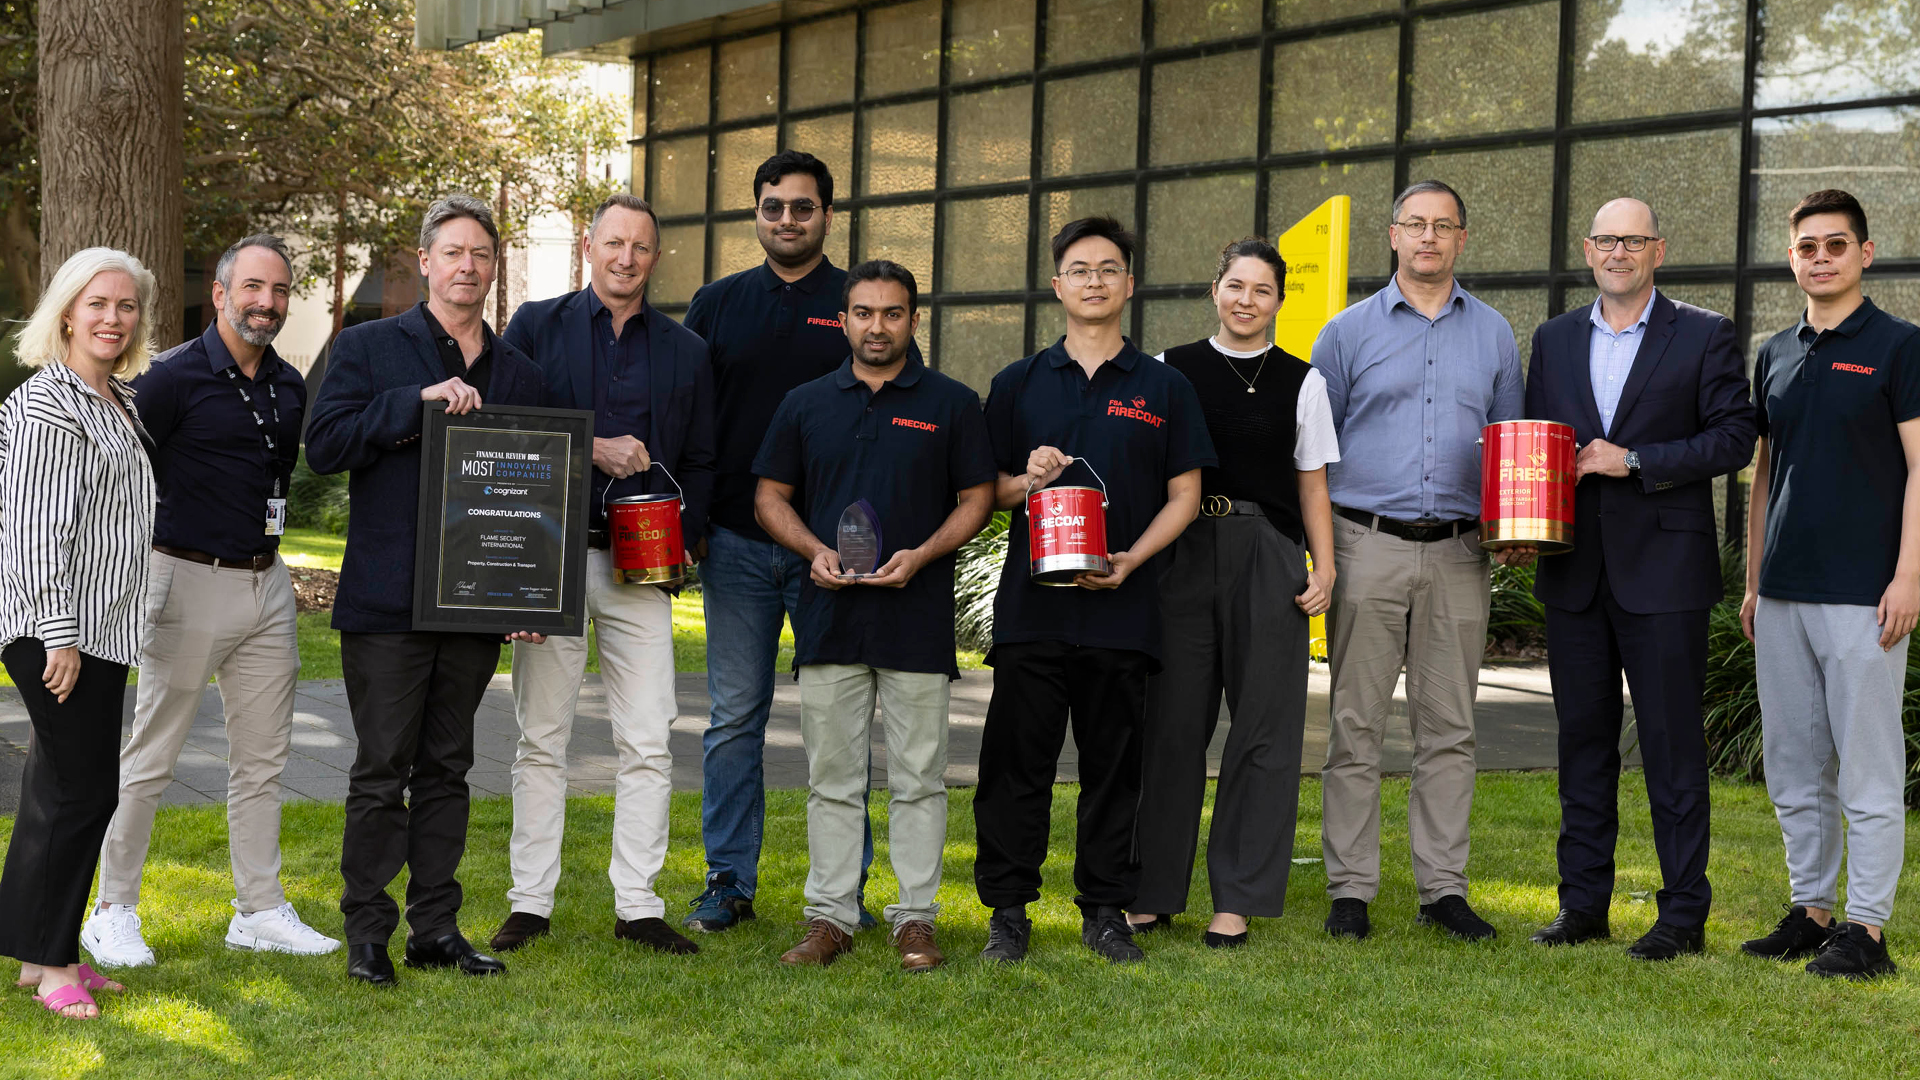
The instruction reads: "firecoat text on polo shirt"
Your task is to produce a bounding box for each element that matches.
[753,354,997,678]
[131,322,307,562]
[1753,296,1920,606]
[983,338,1216,667]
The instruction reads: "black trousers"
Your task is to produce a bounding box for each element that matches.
[0,639,128,966]
[338,630,500,946]
[1136,516,1310,918]
[1545,569,1712,928]
[973,640,1151,913]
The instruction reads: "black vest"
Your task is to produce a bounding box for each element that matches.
[1162,338,1309,543]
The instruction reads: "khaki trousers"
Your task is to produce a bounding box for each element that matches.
[1322,516,1489,904]
[799,664,950,935]
[99,550,301,912]
[509,549,677,920]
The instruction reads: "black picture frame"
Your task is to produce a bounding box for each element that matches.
[413,403,593,636]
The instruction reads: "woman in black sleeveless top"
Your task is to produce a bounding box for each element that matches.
[1128,237,1339,948]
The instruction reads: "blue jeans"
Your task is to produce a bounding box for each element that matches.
[700,525,872,897]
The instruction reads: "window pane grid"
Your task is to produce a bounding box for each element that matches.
[627,0,1920,404]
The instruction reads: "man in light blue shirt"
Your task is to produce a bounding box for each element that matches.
[1310,179,1525,945]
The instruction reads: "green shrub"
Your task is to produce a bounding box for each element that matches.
[1701,544,1920,809]
[1488,561,1546,646]
[287,455,350,535]
[955,510,1008,654]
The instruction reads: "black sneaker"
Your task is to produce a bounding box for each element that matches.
[1325,897,1371,940]
[981,906,1032,964]
[1081,906,1145,964]
[1805,922,1897,981]
[1741,905,1833,960]
[1418,894,1497,941]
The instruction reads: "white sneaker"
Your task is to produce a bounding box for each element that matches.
[81,904,157,968]
[225,901,342,955]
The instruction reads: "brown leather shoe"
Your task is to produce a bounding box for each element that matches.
[779,919,853,967]
[893,920,944,972]
[488,911,550,953]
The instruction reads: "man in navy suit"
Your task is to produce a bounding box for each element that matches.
[307,194,549,986]
[489,194,715,957]
[1520,198,1756,960]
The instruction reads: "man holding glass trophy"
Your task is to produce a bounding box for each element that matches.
[751,260,996,971]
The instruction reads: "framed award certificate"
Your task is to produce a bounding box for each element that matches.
[412,403,593,636]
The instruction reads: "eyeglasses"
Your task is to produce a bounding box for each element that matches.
[1792,236,1856,260]
[1588,234,1660,252]
[759,198,819,223]
[1060,266,1126,287]
[1393,220,1461,239]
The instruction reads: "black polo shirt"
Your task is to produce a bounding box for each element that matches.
[1754,296,1920,605]
[983,337,1215,666]
[589,289,654,528]
[754,355,997,678]
[421,303,494,397]
[130,322,306,561]
[686,258,850,544]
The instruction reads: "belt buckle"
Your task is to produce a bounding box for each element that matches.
[1202,495,1232,517]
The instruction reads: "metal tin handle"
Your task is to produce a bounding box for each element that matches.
[1022,455,1109,509]
[599,459,686,521]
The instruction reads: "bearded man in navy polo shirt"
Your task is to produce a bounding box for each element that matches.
[753,260,996,971]
[972,217,1215,965]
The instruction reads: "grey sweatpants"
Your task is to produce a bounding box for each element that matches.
[1754,598,1908,927]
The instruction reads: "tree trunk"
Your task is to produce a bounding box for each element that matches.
[570,148,587,293]
[331,193,347,338]
[38,0,185,347]
[495,179,509,327]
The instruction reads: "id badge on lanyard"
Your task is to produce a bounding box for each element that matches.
[266,478,287,536]
[226,367,287,536]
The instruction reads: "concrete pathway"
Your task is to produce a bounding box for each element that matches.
[0,661,1628,812]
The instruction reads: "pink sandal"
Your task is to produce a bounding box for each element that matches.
[76,964,122,994]
[32,982,96,1019]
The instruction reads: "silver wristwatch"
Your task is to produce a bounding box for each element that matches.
[1624,449,1641,478]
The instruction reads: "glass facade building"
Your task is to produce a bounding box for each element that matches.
[607,0,1920,538]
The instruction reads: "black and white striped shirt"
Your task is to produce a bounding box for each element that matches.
[0,363,157,666]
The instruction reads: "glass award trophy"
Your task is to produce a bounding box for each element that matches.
[837,499,882,578]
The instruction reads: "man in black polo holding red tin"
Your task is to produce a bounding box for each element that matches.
[972,216,1214,965]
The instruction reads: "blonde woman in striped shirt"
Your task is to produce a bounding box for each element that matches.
[0,248,158,1019]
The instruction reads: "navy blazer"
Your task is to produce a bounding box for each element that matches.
[1525,292,1757,615]
[307,304,548,633]
[503,290,716,544]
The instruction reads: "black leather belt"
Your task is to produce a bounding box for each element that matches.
[587,529,611,550]
[155,544,276,571]
[1335,507,1476,543]
[1200,495,1265,518]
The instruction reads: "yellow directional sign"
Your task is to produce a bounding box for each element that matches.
[1273,196,1351,660]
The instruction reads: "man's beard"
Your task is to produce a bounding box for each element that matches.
[226,300,283,347]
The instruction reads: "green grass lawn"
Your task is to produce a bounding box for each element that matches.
[2,773,1917,1079]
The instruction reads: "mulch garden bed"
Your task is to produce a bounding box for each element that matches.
[290,567,338,613]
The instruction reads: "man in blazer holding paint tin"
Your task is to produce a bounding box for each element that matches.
[491,193,715,957]
[1522,197,1755,960]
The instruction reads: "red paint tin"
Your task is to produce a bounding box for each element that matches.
[1479,420,1575,554]
[1028,485,1110,585]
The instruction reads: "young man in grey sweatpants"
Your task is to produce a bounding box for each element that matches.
[1740,189,1920,980]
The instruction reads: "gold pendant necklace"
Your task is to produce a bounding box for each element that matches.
[1217,340,1267,393]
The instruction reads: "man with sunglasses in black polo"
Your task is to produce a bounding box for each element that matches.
[681,150,878,933]
[1741,189,1920,980]
[1521,197,1754,962]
